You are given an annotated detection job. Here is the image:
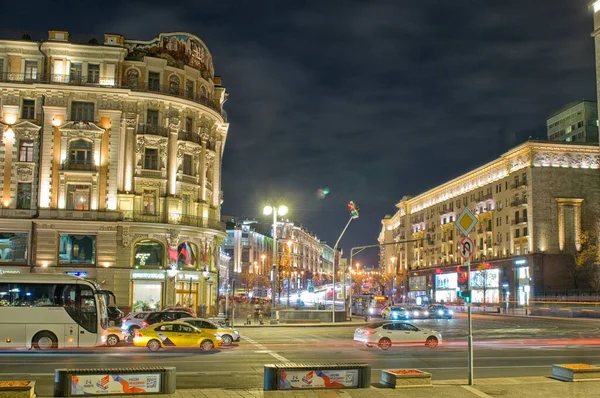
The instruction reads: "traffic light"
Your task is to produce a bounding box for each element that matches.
[459,289,472,304]
[348,201,360,219]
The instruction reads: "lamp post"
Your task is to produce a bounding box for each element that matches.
[264,204,288,325]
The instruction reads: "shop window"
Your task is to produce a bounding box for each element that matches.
[59,234,96,265]
[178,242,197,267]
[19,140,34,162]
[17,183,32,209]
[67,185,91,210]
[0,232,28,263]
[134,240,164,267]
[126,69,139,88]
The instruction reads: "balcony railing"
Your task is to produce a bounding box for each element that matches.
[137,123,169,137]
[38,209,123,221]
[177,131,202,144]
[122,211,225,231]
[0,72,226,121]
[511,198,528,207]
[510,180,528,190]
[511,217,528,225]
[60,161,97,172]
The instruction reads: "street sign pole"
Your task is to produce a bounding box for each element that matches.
[466,259,473,386]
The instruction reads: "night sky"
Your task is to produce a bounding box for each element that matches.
[1,1,597,266]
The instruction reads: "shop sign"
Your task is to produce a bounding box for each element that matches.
[177,273,200,281]
[71,372,161,395]
[409,275,426,291]
[279,369,359,389]
[435,273,457,290]
[132,271,165,280]
[65,271,88,277]
[0,269,21,274]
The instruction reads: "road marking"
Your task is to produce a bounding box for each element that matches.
[462,385,492,398]
[242,336,289,362]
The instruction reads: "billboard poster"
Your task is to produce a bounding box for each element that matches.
[71,373,161,395]
[280,369,359,389]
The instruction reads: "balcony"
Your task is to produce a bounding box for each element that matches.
[137,123,169,137]
[511,217,528,225]
[38,209,122,221]
[177,131,202,144]
[510,180,528,190]
[0,208,37,218]
[122,211,225,231]
[0,73,226,121]
[511,198,528,207]
[60,161,97,172]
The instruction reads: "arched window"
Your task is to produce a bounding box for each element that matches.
[126,69,139,89]
[200,86,207,99]
[178,242,197,267]
[69,139,93,168]
[169,75,180,95]
[134,240,164,267]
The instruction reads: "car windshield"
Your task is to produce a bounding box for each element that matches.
[390,307,405,311]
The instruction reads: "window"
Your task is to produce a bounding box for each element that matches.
[183,154,193,175]
[21,99,35,119]
[59,234,96,264]
[186,80,194,99]
[185,116,193,133]
[148,72,160,91]
[523,227,528,236]
[200,86,207,99]
[24,60,37,80]
[19,140,34,162]
[16,183,31,209]
[515,247,520,256]
[0,233,28,263]
[126,69,139,88]
[67,185,91,210]
[87,64,100,83]
[69,139,93,167]
[134,239,163,266]
[523,209,527,219]
[515,229,520,238]
[70,63,82,82]
[144,148,159,170]
[169,75,180,95]
[182,194,190,216]
[147,109,159,126]
[71,101,95,122]
[143,190,156,215]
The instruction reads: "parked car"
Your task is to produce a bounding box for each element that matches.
[162,307,197,318]
[179,317,240,345]
[121,310,191,335]
[354,321,442,350]
[428,305,453,319]
[133,321,222,352]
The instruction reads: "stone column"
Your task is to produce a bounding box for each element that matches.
[212,139,222,208]
[199,139,207,202]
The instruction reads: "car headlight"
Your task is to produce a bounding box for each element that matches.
[438,310,444,315]
[449,310,453,314]
[234,330,239,334]
[101,335,107,342]
[121,325,128,330]
[215,336,223,340]
[424,311,429,316]
[413,311,419,316]
[369,308,374,314]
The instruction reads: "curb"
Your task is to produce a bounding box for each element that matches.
[475,312,600,322]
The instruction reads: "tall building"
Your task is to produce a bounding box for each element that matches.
[546,101,598,143]
[320,242,335,276]
[379,141,600,306]
[276,221,321,289]
[0,30,229,314]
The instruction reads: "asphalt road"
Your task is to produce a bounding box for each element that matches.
[2,313,600,396]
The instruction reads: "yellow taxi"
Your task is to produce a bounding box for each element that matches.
[133,321,223,352]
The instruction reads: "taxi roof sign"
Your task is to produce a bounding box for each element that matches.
[456,207,478,236]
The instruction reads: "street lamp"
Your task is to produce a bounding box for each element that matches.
[264,203,288,324]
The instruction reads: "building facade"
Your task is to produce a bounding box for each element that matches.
[547,101,598,143]
[276,221,321,290]
[0,30,229,314]
[379,141,600,306]
[320,242,335,276]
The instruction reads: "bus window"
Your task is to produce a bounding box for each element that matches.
[78,286,98,334]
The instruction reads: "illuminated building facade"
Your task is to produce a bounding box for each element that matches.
[379,141,600,306]
[0,30,229,314]
[547,101,598,144]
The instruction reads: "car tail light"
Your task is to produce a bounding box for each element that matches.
[363,329,376,335]
[142,321,149,327]
[135,331,142,338]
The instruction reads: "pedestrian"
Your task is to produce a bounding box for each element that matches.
[201,303,207,318]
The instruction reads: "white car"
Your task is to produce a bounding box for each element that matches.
[354,321,442,350]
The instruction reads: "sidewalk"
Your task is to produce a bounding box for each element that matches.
[45,377,600,397]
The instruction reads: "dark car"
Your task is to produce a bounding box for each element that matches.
[121,310,191,335]
[428,305,453,319]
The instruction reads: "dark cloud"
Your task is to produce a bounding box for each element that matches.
[1,0,596,265]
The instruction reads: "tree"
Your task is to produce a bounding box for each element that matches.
[571,230,600,290]
[590,271,600,300]
[474,263,494,304]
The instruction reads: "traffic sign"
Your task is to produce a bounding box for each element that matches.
[456,207,478,236]
[459,237,474,259]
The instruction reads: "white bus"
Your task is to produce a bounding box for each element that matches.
[0,274,109,349]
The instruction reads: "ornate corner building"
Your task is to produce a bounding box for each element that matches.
[379,141,600,306]
[0,30,230,314]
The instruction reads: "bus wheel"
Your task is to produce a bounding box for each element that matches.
[32,331,58,350]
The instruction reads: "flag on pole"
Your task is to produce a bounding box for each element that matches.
[180,242,191,265]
